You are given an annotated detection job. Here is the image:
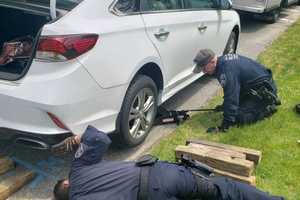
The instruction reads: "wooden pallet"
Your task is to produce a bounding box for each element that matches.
[0,156,35,200]
[175,140,262,185]
[0,157,14,176]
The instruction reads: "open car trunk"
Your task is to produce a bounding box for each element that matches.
[0,6,50,80]
[0,0,81,81]
[0,3,52,81]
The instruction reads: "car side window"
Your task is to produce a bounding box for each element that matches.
[184,0,217,9]
[141,0,183,11]
[114,0,139,13]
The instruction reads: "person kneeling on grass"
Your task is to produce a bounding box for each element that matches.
[53,126,284,200]
[193,49,281,133]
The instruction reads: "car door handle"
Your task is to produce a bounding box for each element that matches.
[198,25,207,32]
[154,30,170,39]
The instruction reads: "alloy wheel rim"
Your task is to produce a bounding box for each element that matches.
[128,88,155,139]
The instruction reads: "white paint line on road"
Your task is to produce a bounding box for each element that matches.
[287,9,300,13]
[279,17,293,23]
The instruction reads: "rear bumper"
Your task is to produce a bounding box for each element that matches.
[233,5,266,13]
[0,59,127,139]
[0,127,72,149]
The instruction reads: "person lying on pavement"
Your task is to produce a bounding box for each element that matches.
[193,49,281,133]
[53,126,284,200]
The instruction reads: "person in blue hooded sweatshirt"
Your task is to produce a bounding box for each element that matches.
[193,49,280,133]
[53,126,284,200]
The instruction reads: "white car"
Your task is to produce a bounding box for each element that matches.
[0,0,240,148]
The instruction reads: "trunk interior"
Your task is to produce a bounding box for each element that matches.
[0,6,50,81]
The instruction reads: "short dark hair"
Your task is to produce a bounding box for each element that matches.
[53,179,69,200]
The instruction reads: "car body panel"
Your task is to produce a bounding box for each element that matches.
[233,0,299,13]
[142,9,239,98]
[0,59,126,135]
[232,0,280,13]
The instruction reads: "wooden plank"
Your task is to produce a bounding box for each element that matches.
[176,145,254,177]
[187,140,262,164]
[0,168,35,200]
[214,169,256,185]
[188,143,246,160]
[0,157,14,175]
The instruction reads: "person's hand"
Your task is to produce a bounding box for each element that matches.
[214,104,223,112]
[206,120,233,133]
[51,135,81,155]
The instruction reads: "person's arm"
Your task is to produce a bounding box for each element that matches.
[222,70,240,127]
[207,69,240,133]
[74,125,112,165]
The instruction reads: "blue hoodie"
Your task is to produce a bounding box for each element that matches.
[215,54,275,123]
[69,126,140,200]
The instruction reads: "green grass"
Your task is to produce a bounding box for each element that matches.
[150,20,300,199]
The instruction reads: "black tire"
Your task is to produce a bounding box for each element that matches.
[118,75,158,147]
[266,9,280,24]
[281,0,288,8]
[223,31,238,55]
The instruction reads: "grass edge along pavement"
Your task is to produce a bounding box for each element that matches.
[150,19,300,199]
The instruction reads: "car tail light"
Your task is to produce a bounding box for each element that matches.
[47,112,69,131]
[36,34,98,62]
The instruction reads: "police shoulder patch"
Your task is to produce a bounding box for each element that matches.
[224,54,238,61]
[220,73,227,87]
[75,143,85,158]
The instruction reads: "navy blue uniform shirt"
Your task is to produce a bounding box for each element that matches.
[215,54,272,123]
[69,126,141,200]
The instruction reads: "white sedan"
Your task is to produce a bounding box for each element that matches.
[0,0,240,148]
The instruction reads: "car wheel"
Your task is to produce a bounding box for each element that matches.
[266,10,280,24]
[119,75,158,147]
[223,31,237,55]
[280,0,288,8]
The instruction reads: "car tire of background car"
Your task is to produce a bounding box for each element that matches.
[266,9,280,24]
[223,31,237,55]
[118,75,158,147]
[280,0,288,8]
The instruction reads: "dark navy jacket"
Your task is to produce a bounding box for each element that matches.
[69,126,141,200]
[215,54,273,123]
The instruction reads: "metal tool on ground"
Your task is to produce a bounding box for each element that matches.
[180,154,214,179]
[155,106,219,125]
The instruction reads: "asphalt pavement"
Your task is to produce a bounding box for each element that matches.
[2,5,300,200]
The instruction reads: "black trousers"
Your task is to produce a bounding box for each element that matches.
[236,95,267,125]
[147,162,284,200]
[206,176,284,200]
[237,77,278,125]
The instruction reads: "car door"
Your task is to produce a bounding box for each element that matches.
[184,0,230,56]
[140,0,199,94]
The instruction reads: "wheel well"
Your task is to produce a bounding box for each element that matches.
[232,25,240,53]
[135,63,164,92]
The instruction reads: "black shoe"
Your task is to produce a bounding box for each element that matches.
[264,105,277,117]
